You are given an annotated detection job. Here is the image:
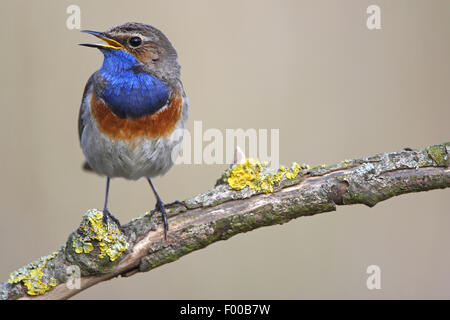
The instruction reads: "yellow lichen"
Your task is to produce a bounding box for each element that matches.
[426,144,449,166]
[226,158,259,190]
[8,251,59,296]
[227,159,307,194]
[72,209,128,262]
[48,277,57,287]
[339,159,352,167]
[285,162,302,179]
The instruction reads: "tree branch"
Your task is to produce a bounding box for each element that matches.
[1,143,449,300]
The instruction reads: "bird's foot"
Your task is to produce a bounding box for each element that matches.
[151,199,169,240]
[102,207,122,228]
[163,200,185,209]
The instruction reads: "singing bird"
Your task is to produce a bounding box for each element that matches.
[78,22,188,238]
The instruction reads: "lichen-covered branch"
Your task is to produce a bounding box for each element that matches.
[1,143,449,300]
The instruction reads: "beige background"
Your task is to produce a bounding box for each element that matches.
[0,0,449,299]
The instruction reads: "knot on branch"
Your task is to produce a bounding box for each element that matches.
[65,209,129,275]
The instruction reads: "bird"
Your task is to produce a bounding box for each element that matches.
[78,22,188,239]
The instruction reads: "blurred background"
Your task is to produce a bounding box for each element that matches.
[0,0,449,299]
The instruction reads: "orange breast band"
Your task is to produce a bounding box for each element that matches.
[91,92,183,141]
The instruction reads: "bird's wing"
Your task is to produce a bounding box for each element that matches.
[78,73,95,143]
[78,73,96,172]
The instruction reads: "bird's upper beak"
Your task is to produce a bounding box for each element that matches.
[79,30,124,50]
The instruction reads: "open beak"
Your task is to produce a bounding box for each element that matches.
[79,30,124,50]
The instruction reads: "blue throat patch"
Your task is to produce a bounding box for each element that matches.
[98,49,169,118]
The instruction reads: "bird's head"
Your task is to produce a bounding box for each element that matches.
[80,22,180,83]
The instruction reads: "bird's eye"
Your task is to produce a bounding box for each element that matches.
[129,37,142,47]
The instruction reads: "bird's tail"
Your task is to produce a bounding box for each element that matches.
[82,161,93,172]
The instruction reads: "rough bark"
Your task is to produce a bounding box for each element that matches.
[1,143,449,300]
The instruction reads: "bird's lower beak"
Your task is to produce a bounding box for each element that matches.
[79,30,124,50]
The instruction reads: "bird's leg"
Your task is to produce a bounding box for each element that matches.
[103,176,111,214]
[147,177,168,240]
[102,176,121,226]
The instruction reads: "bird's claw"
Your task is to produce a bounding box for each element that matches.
[151,199,169,240]
[163,200,184,208]
[102,208,122,228]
